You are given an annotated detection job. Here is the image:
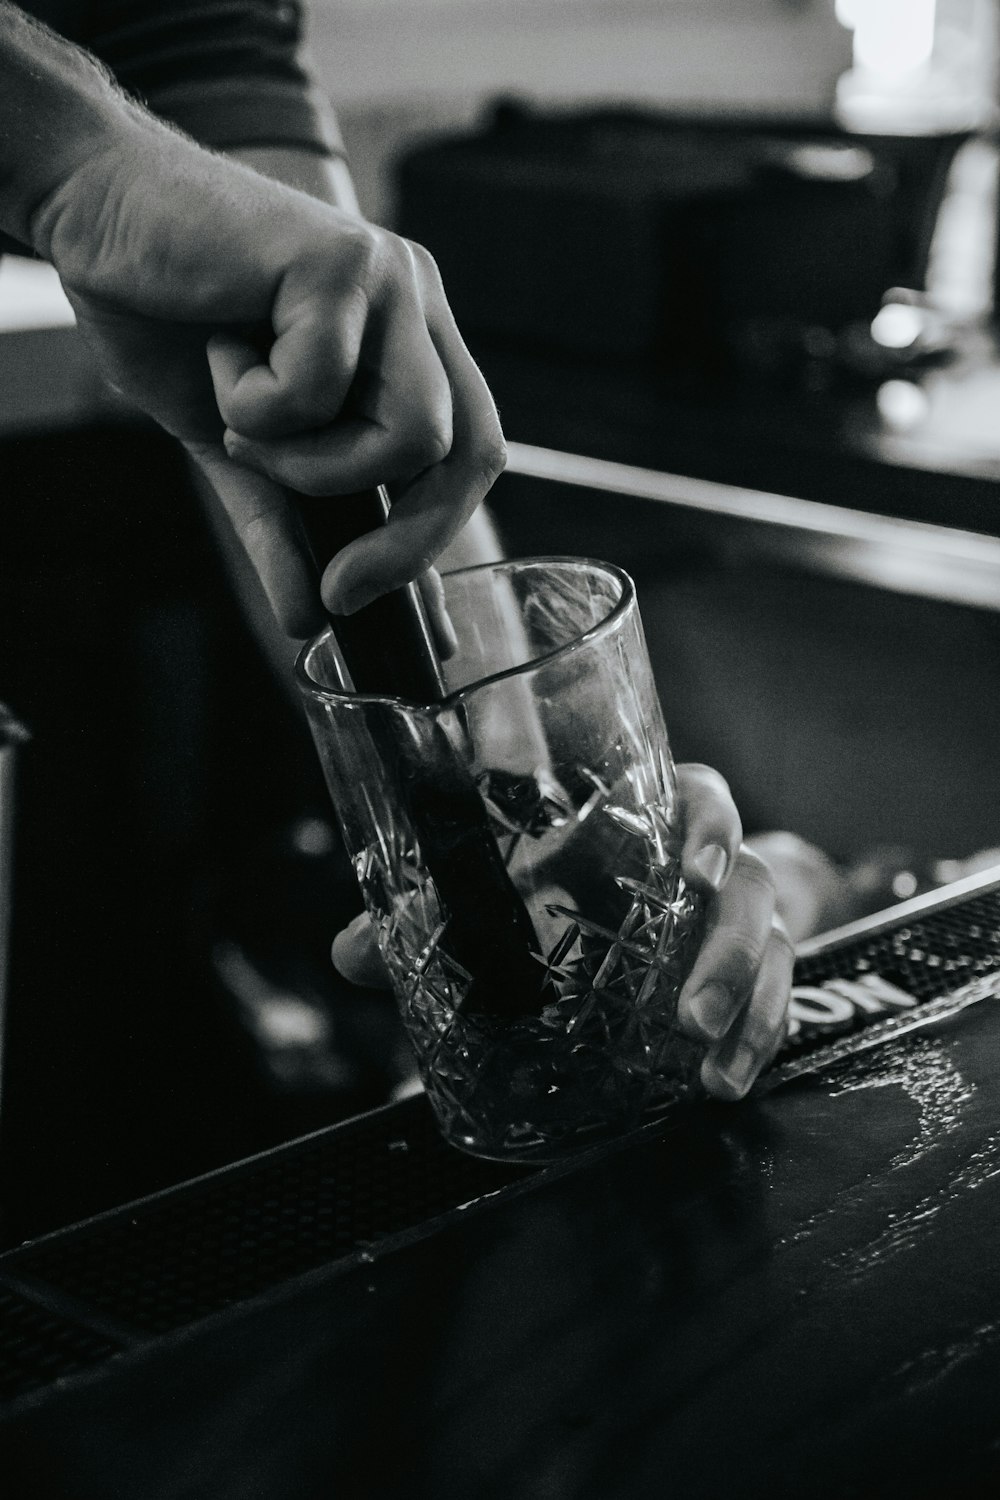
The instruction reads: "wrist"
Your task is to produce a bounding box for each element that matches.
[0,5,133,253]
[229,146,359,215]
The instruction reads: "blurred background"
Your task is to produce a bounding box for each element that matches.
[3,0,1000,1244]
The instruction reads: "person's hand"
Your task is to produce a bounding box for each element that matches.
[333,763,794,1101]
[670,766,794,1099]
[31,107,505,636]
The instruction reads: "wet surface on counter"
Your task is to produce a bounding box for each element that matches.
[3,994,1000,1498]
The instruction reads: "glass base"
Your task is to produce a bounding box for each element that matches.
[400,863,706,1167]
[418,1005,703,1166]
[441,1089,697,1167]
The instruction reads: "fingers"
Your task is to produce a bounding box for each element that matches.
[677,844,792,1096]
[207,231,372,440]
[331,912,389,989]
[218,277,454,494]
[208,231,505,618]
[320,427,504,615]
[331,837,793,1098]
[675,763,743,895]
[416,567,459,659]
[319,252,506,614]
[673,764,791,1094]
[701,919,795,1100]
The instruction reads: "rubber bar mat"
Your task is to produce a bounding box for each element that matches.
[3,876,999,1405]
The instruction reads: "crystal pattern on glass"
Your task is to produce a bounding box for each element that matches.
[298,558,706,1163]
[354,756,703,1162]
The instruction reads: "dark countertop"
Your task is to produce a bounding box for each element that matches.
[3,985,1000,1498]
[5,265,1000,1498]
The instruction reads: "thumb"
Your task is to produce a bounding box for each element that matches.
[331,911,389,988]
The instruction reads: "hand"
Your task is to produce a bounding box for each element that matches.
[672,766,794,1099]
[333,763,794,1101]
[32,109,505,636]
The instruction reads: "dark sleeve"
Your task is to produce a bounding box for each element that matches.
[76,1,345,157]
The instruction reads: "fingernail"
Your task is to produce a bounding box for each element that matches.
[692,842,728,891]
[223,431,248,461]
[437,606,459,658]
[717,1042,757,1096]
[687,982,733,1041]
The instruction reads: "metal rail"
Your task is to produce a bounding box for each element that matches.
[506,441,1000,610]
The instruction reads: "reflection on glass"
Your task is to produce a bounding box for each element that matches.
[297,559,704,1162]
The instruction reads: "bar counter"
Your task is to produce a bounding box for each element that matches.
[3,271,1000,1499]
[3,877,1000,1499]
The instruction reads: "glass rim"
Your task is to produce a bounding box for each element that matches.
[293,554,636,712]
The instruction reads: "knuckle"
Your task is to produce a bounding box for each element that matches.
[416,419,453,469]
[385,399,454,477]
[716,931,767,993]
[340,223,384,291]
[387,433,447,480]
[476,429,508,485]
[733,846,777,898]
[405,237,441,282]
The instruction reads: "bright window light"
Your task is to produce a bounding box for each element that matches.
[837,0,937,80]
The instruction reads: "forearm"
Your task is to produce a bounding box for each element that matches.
[0,3,127,249]
[2,9,505,630]
[232,145,359,216]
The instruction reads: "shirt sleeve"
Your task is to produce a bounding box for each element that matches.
[76,1,345,158]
